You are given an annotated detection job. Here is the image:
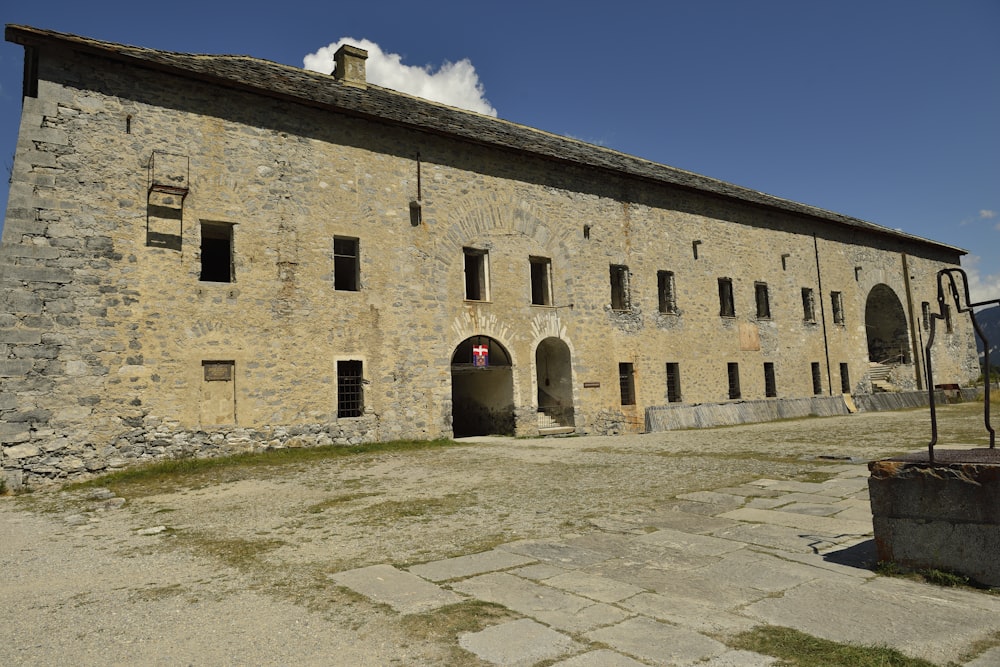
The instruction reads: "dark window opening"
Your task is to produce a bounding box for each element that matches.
[337,360,364,418]
[666,362,681,402]
[944,304,953,333]
[610,265,630,311]
[464,248,489,301]
[583,225,591,240]
[530,256,552,305]
[801,287,816,322]
[840,363,851,394]
[200,222,233,283]
[811,362,823,395]
[831,291,845,325]
[334,236,360,291]
[755,282,771,319]
[727,362,741,399]
[658,271,677,314]
[619,362,635,405]
[719,278,735,317]
[922,301,931,330]
[764,362,777,398]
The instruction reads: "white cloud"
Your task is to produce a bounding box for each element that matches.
[962,255,1000,306]
[303,38,496,117]
[981,209,997,219]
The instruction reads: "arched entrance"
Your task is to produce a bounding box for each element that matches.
[535,337,574,430]
[451,336,515,437]
[865,284,911,364]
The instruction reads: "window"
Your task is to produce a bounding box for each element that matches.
[610,265,630,310]
[727,362,741,399]
[719,278,735,317]
[755,282,771,319]
[619,362,635,405]
[337,360,364,418]
[801,287,816,322]
[811,362,823,395]
[665,363,681,402]
[944,304,953,333]
[840,363,851,394]
[658,271,677,314]
[831,291,845,325]
[464,248,490,301]
[530,256,552,306]
[922,301,931,330]
[200,222,233,282]
[334,237,360,291]
[763,362,777,398]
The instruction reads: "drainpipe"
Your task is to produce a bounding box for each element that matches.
[813,234,833,395]
[901,253,923,390]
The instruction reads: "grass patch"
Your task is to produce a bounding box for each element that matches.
[361,492,476,526]
[729,625,938,667]
[169,531,288,572]
[876,561,980,589]
[65,439,460,498]
[305,492,382,513]
[402,600,518,665]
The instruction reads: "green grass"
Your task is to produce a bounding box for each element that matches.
[729,625,939,667]
[65,438,461,497]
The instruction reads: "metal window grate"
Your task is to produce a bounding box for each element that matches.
[666,362,681,402]
[727,362,741,399]
[337,360,364,418]
[619,362,635,405]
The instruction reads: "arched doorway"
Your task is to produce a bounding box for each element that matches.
[865,284,911,364]
[451,336,515,437]
[535,337,574,430]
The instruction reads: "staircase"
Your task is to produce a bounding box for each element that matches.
[868,362,895,392]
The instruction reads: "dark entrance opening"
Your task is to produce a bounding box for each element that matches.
[451,336,514,437]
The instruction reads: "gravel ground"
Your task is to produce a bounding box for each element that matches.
[0,404,988,665]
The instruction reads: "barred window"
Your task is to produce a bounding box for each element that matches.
[665,363,681,402]
[337,360,364,418]
[619,362,636,405]
[727,362,741,399]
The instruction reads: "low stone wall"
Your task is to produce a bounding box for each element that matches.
[869,458,1000,587]
[0,415,379,491]
[853,388,981,413]
[644,396,850,431]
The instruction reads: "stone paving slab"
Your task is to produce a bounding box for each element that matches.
[744,577,993,666]
[586,616,727,666]
[458,618,581,667]
[329,564,463,614]
[566,532,724,571]
[451,571,631,632]
[541,570,646,603]
[641,510,742,534]
[771,491,843,505]
[709,522,824,552]
[619,591,757,635]
[675,490,747,505]
[747,479,831,493]
[551,649,648,666]
[636,527,746,557]
[696,550,825,593]
[776,502,843,517]
[510,562,571,581]
[408,549,536,582]
[718,506,872,537]
[499,540,610,567]
[701,650,780,666]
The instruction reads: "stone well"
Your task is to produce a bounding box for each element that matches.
[869,449,1000,587]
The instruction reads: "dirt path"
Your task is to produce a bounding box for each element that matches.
[0,405,985,665]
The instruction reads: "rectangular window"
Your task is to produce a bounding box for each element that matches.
[922,301,931,330]
[763,362,777,398]
[719,278,735,317]
[464,248,490,301]
[944,304,953,333]
[840,362,851,394]
[755,282,771,319]
[337,360,364,418]
[619,362,635,405]
[334,237,360,291]
[200,222,233,283]
[811,362,823,395]
[610,265,630,310]
[665,362,681,402]
[831,291,845,325]
[658,271,677,314]
[727,362,741,399]
[801,287,816,322]
[530,256,552,306]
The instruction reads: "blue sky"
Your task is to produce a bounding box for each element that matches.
[1,1,997,298]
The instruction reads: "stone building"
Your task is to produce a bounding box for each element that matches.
[0,25,979,488]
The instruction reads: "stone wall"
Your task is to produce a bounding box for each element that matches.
[0,39,980,488]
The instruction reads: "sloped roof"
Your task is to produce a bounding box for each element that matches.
[5,24,964,255]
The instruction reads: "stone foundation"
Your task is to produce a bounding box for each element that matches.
[868,454,1000,587]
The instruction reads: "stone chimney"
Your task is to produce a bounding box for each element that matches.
[333,44,368,88]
